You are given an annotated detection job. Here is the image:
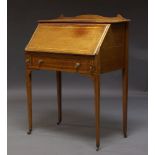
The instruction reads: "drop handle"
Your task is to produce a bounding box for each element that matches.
[25,59,30,64]
[74,62,81,69]
[89,65,95,72]
[38,59,44,65]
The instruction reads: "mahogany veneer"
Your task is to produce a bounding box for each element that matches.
[25,14,130,151]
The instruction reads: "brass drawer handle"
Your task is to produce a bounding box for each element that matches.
[38,59,44,65]
[25,59,30,64]
[74,62,81,69]
[89,65,95,72]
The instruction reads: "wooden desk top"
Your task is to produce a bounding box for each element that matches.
[38,14,130,24]
[25,14,129,56]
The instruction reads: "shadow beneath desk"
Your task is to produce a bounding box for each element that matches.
[8,94,147,146]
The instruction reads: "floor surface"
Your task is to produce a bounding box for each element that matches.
[8,88,148,155]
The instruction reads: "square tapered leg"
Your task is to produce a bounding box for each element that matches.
[56,71,62,125]
[122,68,128,137]
[26,69,32,134]
[93,74,100,151]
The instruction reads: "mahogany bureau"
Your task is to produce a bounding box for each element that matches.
[25,14,130,151]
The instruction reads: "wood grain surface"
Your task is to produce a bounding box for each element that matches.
[25,24,110,55]
[25,14,130,150]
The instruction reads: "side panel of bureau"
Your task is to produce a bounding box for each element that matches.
[100,23,126,73]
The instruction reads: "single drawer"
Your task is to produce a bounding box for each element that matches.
[26,53,95,74]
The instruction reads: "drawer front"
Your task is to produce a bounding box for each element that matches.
[26,53,95,74]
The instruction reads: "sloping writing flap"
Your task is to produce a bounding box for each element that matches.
[25,23,110,55]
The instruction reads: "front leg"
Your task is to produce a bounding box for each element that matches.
[26,69,32,134]
[56,71,62,125]
[93,74,100,151]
